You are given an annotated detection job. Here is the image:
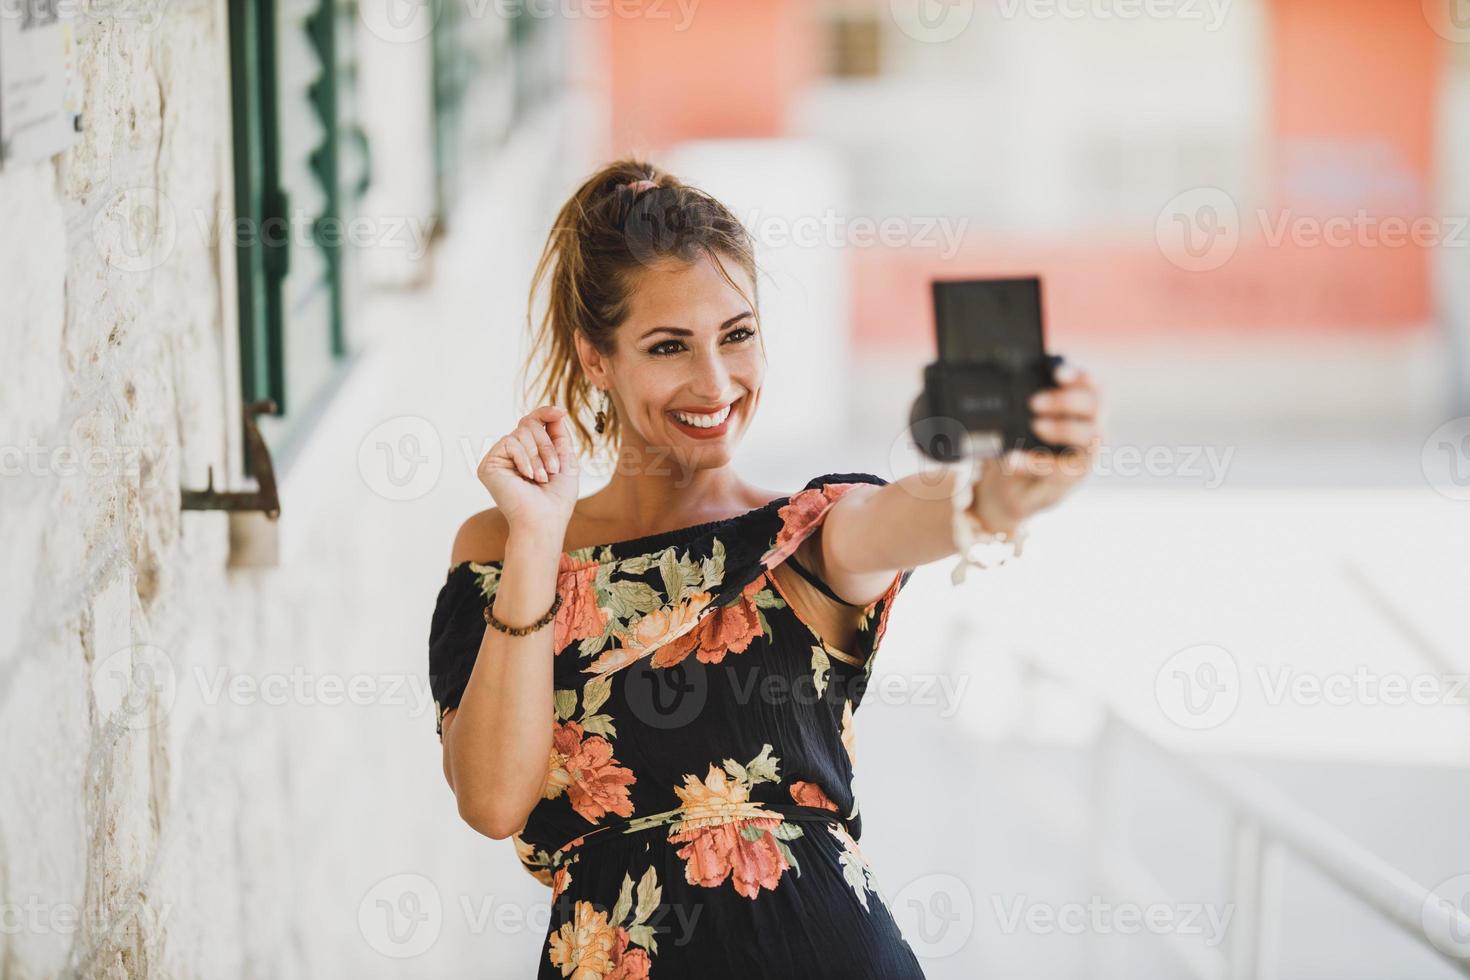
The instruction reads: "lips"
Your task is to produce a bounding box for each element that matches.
[667,396,741,438]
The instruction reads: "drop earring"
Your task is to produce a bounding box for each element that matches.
[594,388,609,435]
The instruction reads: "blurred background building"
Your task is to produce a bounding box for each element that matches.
[2,0,1469,977]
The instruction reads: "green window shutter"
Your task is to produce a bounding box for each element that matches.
[229,0,368,448]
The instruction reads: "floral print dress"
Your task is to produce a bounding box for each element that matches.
[428,472,925,978]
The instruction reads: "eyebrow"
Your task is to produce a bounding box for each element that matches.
[639,311,753,341]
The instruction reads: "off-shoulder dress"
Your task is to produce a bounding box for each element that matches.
[428,472,925,978]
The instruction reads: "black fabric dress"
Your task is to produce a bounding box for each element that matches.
[428,472,925,979]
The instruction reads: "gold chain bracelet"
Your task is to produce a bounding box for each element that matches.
[484,592,563,636]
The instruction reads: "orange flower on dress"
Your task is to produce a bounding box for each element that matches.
[550,866,572,903]
[555,560,611,652]
[606,928,653,980]
[652,574,768,668]
[546,900,618,980]
[586,592,714,675]
[761,484,859,567]
[545,720,636,823]
[789,780,839,811]
[666,763,794,899]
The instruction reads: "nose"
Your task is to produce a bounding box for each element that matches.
[686,346,734,402]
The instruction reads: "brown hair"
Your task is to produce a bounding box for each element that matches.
[521,158,762,457]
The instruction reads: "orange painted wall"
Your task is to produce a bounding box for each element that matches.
[851,0,1445,348]
[605,0,818,153]
[600,0,1444,345]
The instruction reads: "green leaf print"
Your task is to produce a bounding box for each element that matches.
[580,713,617,738]
[810,645,831,698]
[699,538,727,592]
[552,689,578,722]
[606,579,665,620]
[769,821,805,841]
[775,838,802,877]
[838,848,872,911]
[744,743,780,784]
[611,871,634,924]
[657,548,687,603]
[627,922,658,955]
[582,675,612,715]
[634,865,661,924]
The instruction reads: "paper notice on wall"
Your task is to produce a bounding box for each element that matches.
[0,0,81,169]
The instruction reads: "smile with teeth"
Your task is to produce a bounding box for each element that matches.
[670,402,734,428]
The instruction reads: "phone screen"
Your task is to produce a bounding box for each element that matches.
[932,277,1045,368]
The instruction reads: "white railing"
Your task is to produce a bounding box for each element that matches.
[1004,649,1470,980]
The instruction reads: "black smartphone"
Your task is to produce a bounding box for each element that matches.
[908,275,1066,461]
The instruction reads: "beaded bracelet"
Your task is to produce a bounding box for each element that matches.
[484,592,563,636]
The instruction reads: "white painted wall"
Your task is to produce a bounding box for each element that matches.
[0,6,583,976]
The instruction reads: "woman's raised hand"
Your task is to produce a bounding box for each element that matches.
[971,364,1102,533]
[476,406,580,535]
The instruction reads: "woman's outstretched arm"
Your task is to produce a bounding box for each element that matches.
[814,365,1103,604]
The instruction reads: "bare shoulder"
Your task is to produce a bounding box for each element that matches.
[451,507,512,565]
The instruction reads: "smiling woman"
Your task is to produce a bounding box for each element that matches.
[427,158,934,979]
[430,157,1100,978]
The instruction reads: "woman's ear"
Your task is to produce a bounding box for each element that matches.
[572,330,608,391]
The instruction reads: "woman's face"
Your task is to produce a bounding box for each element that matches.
[599,250,764,473]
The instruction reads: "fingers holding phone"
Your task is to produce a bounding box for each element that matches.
[1028,363,1101,455]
